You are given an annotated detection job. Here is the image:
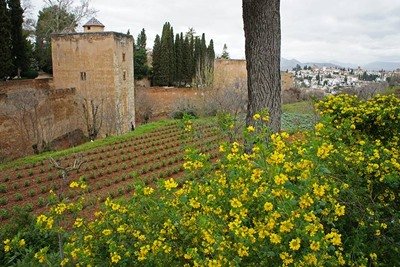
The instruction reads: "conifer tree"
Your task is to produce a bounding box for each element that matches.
[152,34,161,85]
[0,0,13,79]
[220,43,230,59]
[7,0,28,76]
[134,29,148,80]
[182,35,191,85]
[136,28,146,50]
[174,33,183,86]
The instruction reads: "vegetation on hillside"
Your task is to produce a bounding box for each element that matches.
[1,94,399,266]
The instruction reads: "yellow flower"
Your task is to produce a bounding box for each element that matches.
[370,253,378,261]
[219,145,225,152]
[312,183,326,197]
[280,252,293,265]
[111,252,121,264]
[326,231,342,246]
[74,218,83,228]
[69,181,79,188]
[315,123,324,132]
[3,239,11,252]
[253,113,261,120]
[263,202,274,212]
[334,204,346,216]
[164,178,178,191]
[267,151,285,165]
[274,173,288,185]
[289,238,301,251]
[19,239,26,247]
[143,187,154,195]
[230,198,242,208]
[310,241,320,251]
[247,125,255,132]
[84,235,93,242]
[269,233,282,244]
[299,194,314,209]
[102,229,112,236]
[279,220,294,233]
[189,198,201,209]
[34,248,47,263]
[317,143,334,159]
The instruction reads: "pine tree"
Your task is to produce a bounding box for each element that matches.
[0,0,13,79]
[182,35,191,85]
[152,34,161,86]
[7,0,28,76]
[205,39,215,86]
[174,33,183,86]
[220,44,230,59]
[136,28,146,50]
[134,28,148,80]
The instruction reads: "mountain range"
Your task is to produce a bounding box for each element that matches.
[281,58,400,71]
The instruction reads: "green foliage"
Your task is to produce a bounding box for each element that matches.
[220,43,230,59]
[0,0,13,80]
[151,23,215,87]
[3,95,399,266]
[7,0,29,75]
[134,48,148,80]
[35,6,75,73]
[134,28,149,80]
[21,69,39,79]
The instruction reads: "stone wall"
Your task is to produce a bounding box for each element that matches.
[0,79,80,160]
[213,59,294,91]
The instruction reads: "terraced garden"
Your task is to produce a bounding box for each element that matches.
[0,120,223,221]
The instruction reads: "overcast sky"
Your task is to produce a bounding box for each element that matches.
[29,0,400,65]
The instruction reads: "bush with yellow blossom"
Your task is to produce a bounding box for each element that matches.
[2,94,399,266]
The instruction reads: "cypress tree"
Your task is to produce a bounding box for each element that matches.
[189,35,195,83]
[136,28,146,50]
[182,35,190,85]
[168,26,175,85]
[7,0,27,76]
[174,33,184,86]
[159,22,173,86]
[206,39,215,86]
[0,0,13,80]
[207,39,215,63]
[194,37,202,86]
[152,34,161,86]
[134,28,148,80]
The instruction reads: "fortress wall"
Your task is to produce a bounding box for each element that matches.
[0,80,80,160]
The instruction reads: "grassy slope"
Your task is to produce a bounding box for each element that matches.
[0,120,178,172]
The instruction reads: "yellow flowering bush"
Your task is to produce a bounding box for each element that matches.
[2,94,399,266]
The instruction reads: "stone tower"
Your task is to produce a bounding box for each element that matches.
[51,18,135,136]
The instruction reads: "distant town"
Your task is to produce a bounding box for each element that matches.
[287,64,400,93]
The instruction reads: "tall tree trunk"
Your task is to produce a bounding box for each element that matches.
[243,0,281,132]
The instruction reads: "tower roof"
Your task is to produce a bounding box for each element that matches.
[83,17,105,27]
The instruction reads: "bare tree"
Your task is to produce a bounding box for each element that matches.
[79,97,103,140]
[42,0,97,33]
[136,90,154,124]
[1,88,53,154]
[243,0,281,132]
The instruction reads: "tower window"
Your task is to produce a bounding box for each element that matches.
[87,26,91,30]
[123,71,126,81]
[122,53,126,62]
[80,72,87,81]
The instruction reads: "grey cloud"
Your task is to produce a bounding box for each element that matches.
[30,0,400,64]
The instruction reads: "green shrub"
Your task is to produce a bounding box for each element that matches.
[21,70,39,79]
[2,94,399,266]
